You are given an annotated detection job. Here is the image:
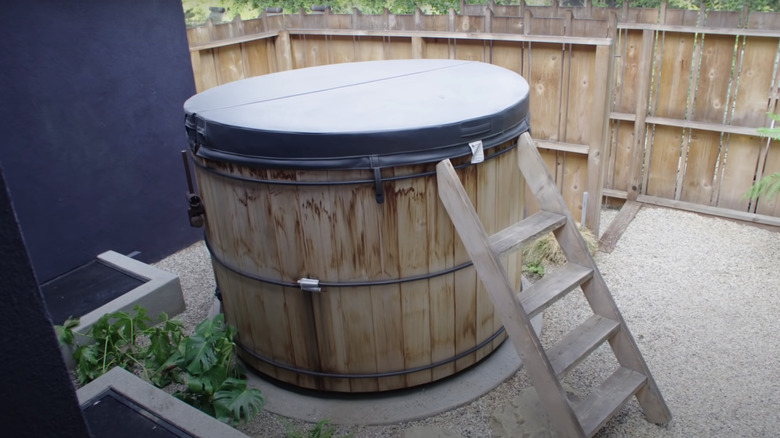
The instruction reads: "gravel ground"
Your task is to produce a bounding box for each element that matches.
[154,206,780,437]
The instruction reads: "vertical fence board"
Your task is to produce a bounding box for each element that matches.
[655,32,695,119]
[528,43,565,140]
[196,49,219,91]
[756,141,780,215]
[695,34,736,123]
[328,35,357,64]
[609,121,636,192]
[356,36,388,61]
[289,36,307,69]
[717,134,762,210]
[492,16,524,34]
[303,35,330,67]
[564,45,597,145]
[454,39,487,61]
[646,125,683,198]
[387,37,413,59]
[243,40,272,77]
[747,12,780,30]
[616,30,645,113]
[215,45,245,84]
[731,37,777,127]
[490,41,524,74]
[680,130,720,204]
[423,38,452,59]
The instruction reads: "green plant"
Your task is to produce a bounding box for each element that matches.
[286,419,353,438]
[56,307,264,426]
[522,224,598,276]
[743,112,780,201]
[522,261,545,277]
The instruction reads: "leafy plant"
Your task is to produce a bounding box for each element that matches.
[57,307,263,427]
[743,112,780,201]
[523,261,545,277]
[285,419,353,438]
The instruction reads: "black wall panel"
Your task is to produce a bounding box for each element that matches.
[0,165,90,437]
[0,0,198,282]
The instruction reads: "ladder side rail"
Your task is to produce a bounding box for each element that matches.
[436,159,586,438]
[516,133,672,425]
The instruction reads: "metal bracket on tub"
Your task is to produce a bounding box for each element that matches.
[181,150,205,228]
[369,155,384,204]
[298,277,321,292]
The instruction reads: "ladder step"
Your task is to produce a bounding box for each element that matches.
[520,263,593,319]
[489,211,567,255]
[548,314,620,376]
[575,367,647,437]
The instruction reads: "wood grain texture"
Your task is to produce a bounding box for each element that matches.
[654,32,695,120]
[453,164,478,372]
[516,133,671,426]
[646,125,683,199]
[528,43,565,141]
[330,172,378,392]
[694,34,737,124]
[598,200,642,253]
[755,139,780,216]
[716,134,762,211]
[193,151,519,391]
[680,130,720,205]
[394,165,433,387]
[437,157,585,437]
[730,37,777,127]
[426,167,456,381]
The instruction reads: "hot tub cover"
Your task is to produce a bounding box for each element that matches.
[184,59,530,170]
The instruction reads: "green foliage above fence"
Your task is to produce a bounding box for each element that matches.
[182,0,780,25]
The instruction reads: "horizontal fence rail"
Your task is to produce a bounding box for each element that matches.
[186,1,780,228]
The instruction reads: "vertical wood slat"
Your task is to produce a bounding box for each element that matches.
[425,166,456,381]
[627,29,654,200]
[453,164,478,372]
[675,30,705,202]
[395,165,433,388]
[330,171,378,392]
[585,44,613,233]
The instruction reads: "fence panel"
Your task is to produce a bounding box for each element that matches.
[185,4,780,227]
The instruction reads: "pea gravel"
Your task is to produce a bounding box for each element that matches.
[154,206,780,437]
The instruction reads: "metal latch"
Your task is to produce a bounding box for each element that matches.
[181,150,205,228]
[298,277,321,292]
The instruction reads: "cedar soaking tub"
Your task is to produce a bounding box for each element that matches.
[184,59,530,392]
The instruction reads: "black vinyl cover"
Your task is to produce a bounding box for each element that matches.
[184,59,530,170]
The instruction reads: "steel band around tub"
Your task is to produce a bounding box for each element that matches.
[205,237,474,289]
[187,137,517,188]
[234,326,506,379]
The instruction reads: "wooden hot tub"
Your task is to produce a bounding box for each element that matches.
[183,59,530,392]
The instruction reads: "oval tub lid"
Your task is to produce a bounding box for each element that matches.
[184,59,530,170]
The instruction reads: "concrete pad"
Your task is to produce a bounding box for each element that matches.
[489,384,580,438]
[246,314,543,426]
[60,250,185,368]
[77,367,248,438]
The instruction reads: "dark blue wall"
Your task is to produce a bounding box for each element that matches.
[0,165,90,437]
[0,0,198,282]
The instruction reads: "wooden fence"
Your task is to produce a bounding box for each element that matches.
[186,1,780,229]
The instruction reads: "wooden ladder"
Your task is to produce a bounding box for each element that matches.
[436,132,671,437]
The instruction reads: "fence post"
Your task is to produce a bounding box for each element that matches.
[275,30,293,71]
[586,42,616,234]
[628,29,655,201]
